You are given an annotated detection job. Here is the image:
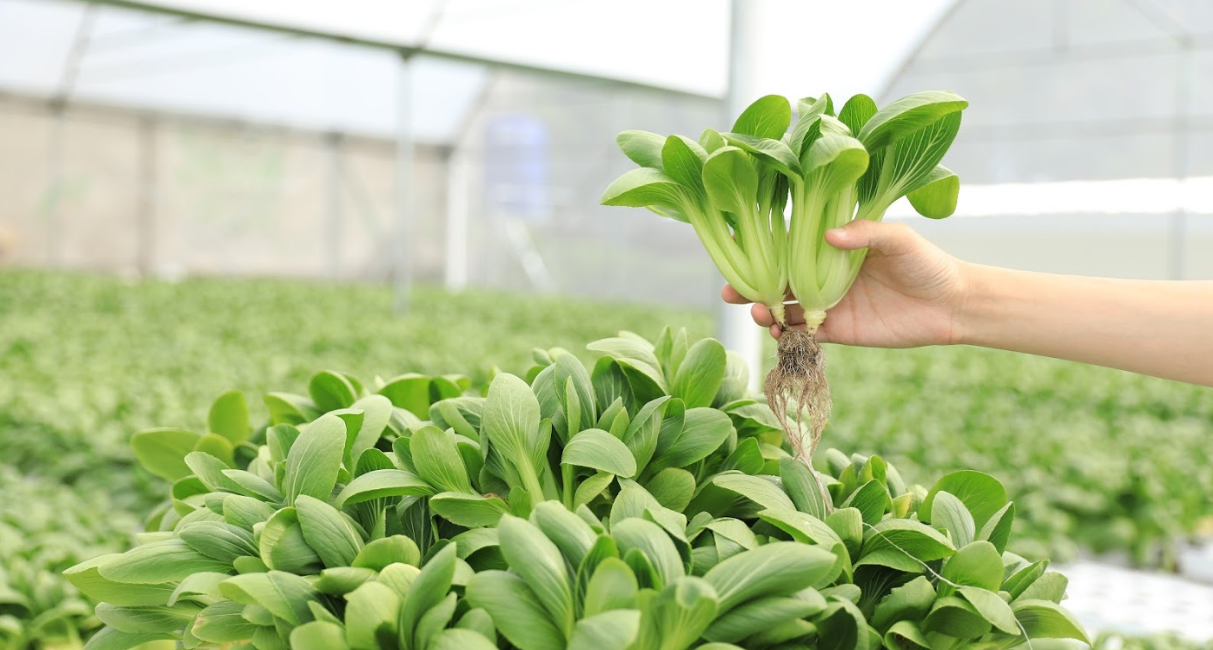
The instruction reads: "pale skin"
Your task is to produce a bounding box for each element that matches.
[722,219,1213,388]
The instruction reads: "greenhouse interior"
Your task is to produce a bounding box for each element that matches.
[1,0,1211,649]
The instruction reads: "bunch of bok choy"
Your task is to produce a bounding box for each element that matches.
[602,90,967,468]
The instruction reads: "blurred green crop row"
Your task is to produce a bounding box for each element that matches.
[0,269,1210,647]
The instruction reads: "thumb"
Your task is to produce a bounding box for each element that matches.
[825,219,917,255]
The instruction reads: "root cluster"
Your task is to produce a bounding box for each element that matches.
[764,328,831,466]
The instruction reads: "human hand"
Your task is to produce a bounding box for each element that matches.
[722,220,968,348]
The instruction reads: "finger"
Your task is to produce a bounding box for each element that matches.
[825,220,918,255]
[769,324,782,339]
[721,284,753,305]
[751,303,775,328]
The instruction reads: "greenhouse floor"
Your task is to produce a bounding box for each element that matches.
[1059,560,1213,642]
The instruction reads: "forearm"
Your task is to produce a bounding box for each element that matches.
[956,264,1213,387]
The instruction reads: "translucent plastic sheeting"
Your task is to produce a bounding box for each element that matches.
[0,0,955,141]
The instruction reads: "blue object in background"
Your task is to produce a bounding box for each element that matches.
[484,114,549,220]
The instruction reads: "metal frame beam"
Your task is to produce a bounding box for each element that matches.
[74,0,721,101]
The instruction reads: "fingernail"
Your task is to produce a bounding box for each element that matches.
[827,228,847,240]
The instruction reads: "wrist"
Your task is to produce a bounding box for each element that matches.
[950,260,985,346]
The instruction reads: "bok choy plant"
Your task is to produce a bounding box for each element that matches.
[601,91,968,469]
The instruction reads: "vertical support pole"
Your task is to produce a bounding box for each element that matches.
[46,105,66,265]
[718,0,764,391]
[1169,40,1192,280]
[395,53,415,313]
[137,116,156,277]
[326,132,343,280]
[445,150,469,290]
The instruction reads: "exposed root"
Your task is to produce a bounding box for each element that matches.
[764,328,831,467]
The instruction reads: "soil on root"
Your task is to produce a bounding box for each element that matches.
[764,328,831,466]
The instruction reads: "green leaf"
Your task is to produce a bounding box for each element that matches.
[283,413,347,505]
[296,494,364,568]
[922,596,990,639]
[702,146,758,217]
[780,458,828,519]
[959,586,1020,635]
[644,468,695,512]
[574,471,615,509]
[221,469,283,502]
[921,470,1008,531]
[497,515,575,636]
[192,600,258,643]
[429,629,499,650]
[64,555,176,606]
[732,94,792,140]
[858,519,955,570]
[907,165,959,218]
[704,595,824,644]
[259,507,322,574]
[531,501,597,569]
[814,596,866,650]
[803,135,869,193]
[1014,600,1091,643]
[841,479,889,526]
[208,390,252,444]
[410,425,473,493]
[600,168,690,215]
[883,620,930,650]
[220,571,318,625]
[354,535,421,571]
[942,541,1003,592]
[335,469,435,508]
[81,627,176,650]
[563,429,637,477]
[612,518,684,590]
[583,557,639,616]
[94,603,199,634]
[653,408,733,472]
[857,90,968,151]
[662,135,707,193]
[348,394,394,469]
[131,428,200,481]
[378,373,432,418]
[977,502,1015,554]
[721,132,802,178]
[756,509,842,547]
[98,539,231,584]
[838,93,878,137]
[567,609,641,650]
[290,621,350,650]
[931,491,976,547]
[587,337,668,396]
[670,338,727,409]
[315,567,375,595]
[398,544,456,650]
[170,572,229,605]
[711,473,796,512]
[179,521,258,563]
[193,432,236,467]
[466,570,564,650]
[430,492,512,528]
[1016,572,1070,605]
[223,494,277,531]
[482,373,550,502]
[703,542,835,614]
[616,130,666,169]
[414,592,458,650]
[264,392,317,426]
[870,575,935,632]
[309,370,358,412]
[344,581,400,650]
